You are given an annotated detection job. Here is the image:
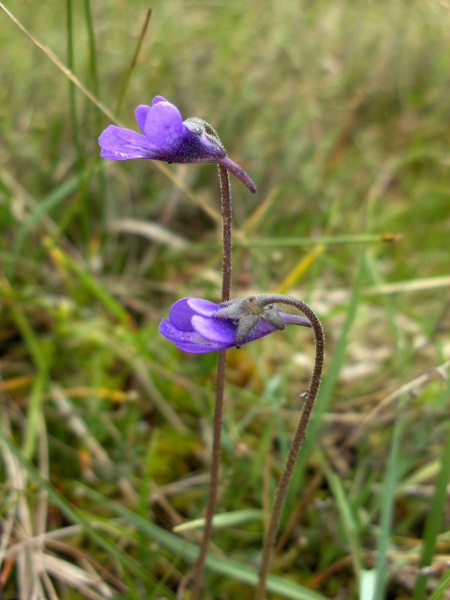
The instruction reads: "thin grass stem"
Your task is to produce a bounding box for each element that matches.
[66,0,83,171]
[115,9,152,118]
[83,0,99,98]
[412,412,450,600]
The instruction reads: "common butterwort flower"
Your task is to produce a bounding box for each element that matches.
[99,96,256,193]
[159,297,311,354]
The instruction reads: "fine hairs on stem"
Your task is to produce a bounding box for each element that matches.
[252,294,325,600]
[190,166,232,600]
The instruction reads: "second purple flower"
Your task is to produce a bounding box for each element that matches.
[159,297,311,354]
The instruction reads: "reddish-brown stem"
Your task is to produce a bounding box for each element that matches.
[190,166,232,600]
[218,166,232,302]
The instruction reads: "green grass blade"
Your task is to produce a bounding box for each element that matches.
[80,486,329,600]
[373,397,405,600]
[321,454,363,580]
[413,406,450,599]
[83,0,99,99]
[115,9,152,118]
[363,251,410,600]
[8,172,92,277]
[46,242,131,324]
[173,509,263,532]
[2,279,49,459]
[66,0,83,171]
[429,570,450,600]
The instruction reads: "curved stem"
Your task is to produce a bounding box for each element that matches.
[253,294,325,600]
[190,166,232,600]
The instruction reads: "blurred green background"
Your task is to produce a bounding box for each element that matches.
[0,1,449,599]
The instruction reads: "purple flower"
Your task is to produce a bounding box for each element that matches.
[99,96,256,192]
[159,297,311,354]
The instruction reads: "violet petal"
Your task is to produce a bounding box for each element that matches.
[168,299,197,332]
[159,319,231,354]
[135,105,152,135]
[142,101,185,151]
[99,125,155,160]
[187,298,220,317]
[173,341,231,354]
[192,315,236,344]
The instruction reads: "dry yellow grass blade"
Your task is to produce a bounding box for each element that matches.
[361,275,450,296]
[0,375,33,392]
[275,243,325,294]
[40,554,115,598]
[240,187,281,234]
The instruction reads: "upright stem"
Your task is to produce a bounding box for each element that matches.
[218,165,232,302]
[253,295,325,600]
[190,166,232,600]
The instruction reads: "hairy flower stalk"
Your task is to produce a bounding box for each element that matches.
[250,295,325,600]
[189,159,260,599]
[189,166,232,600]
